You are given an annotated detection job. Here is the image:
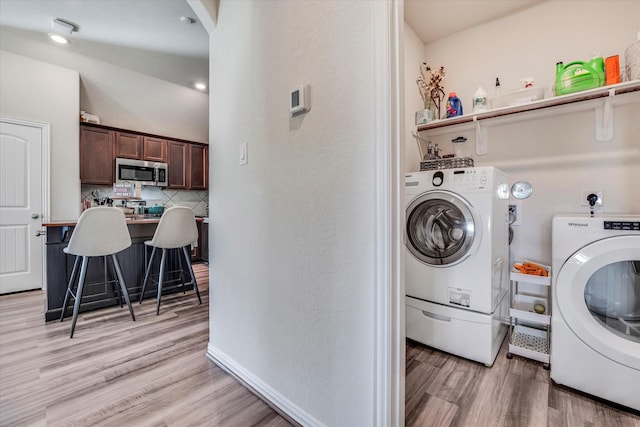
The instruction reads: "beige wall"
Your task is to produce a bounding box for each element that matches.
[0,50,80,221]
[207,1,379,424]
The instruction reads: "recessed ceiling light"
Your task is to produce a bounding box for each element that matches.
[48,33,69,44]
[194,82,207,91]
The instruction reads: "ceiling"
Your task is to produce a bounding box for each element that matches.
[404,0,546,44]
[0,0,209,90]
[0,0,545,91]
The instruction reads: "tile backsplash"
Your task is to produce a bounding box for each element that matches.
[81,185,208,217]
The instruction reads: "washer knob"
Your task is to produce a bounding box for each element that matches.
[432,171,444,187]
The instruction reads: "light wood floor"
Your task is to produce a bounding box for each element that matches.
[406,338,640,427]
[0,264,291,427]
[4,266,640,427]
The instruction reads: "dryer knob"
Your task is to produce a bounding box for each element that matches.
[432,171,444,187]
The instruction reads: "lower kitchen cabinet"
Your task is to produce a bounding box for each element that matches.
[44,223,195,321]
[201,222,209,263]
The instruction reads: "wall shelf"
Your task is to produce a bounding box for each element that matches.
[417,80,640,133]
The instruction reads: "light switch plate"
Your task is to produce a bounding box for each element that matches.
[239,142,248,165]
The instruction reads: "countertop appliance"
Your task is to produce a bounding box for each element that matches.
[551,214,640,411]
[116,158,167,187]
[405,166,510,366]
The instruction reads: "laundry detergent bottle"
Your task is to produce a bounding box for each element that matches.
[555,57,605,95]
[446,92,463,118]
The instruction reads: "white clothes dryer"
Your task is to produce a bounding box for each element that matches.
[551,215,640,412]
[405,167,510,366]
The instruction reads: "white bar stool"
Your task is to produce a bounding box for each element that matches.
[139,206,201,314]
[60,207,136,338]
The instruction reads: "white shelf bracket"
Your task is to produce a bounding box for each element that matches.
[474,116,488,155]
[595,88,616,142]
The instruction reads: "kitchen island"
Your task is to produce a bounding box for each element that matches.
[43,217,204,321]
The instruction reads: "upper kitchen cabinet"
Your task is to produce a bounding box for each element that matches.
[189,144,208,190]
[143,137,167,162]
[80,126,114,185]
[167,141,188,189]
[114,131,143,159]
[167,141,208,190]
[80,122,206,190]
[116,132,167,162]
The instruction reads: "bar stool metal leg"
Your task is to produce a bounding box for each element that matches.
[156,248,167,315]
[182,246,201,304]
[70,256,89,338]
[108,256,123,308]
[111,254,135,321]
[61,255,80,322]
[140,246,157,303]
[177,250,186,293]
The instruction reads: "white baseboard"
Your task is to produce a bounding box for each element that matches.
[206,343,325,427]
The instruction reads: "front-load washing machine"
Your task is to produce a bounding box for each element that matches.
[405,166,510,366]
[552,215,640,411]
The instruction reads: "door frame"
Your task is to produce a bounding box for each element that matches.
[372,0,405,425]
[1,116,51,289]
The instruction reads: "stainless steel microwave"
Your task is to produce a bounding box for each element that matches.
[115,158,168,187]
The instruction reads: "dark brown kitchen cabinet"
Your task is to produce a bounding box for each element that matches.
[114,132,143,159]
[189,144,208,190]
[200,222,209,262]
[167,141,187,189]
[80,126,114,184]
[143,137,167,162]
[80,122,206,190]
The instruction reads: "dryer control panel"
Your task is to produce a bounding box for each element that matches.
[604,221,640,231]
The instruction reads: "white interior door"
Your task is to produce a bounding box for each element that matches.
[0,119,46,294]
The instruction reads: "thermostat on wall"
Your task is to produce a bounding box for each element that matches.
[290,85,310,115]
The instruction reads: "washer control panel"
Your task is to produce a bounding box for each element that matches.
[451,169,489,190]
[604,221,640,231]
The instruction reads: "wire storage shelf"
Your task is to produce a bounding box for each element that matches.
[420,157,474,171]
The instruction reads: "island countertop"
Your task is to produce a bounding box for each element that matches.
[43,216,204,227]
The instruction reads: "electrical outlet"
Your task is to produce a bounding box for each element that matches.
[580,190,603,207]
[508,202,522,226]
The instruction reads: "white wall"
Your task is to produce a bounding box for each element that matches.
[0,26,209,143]
[405,1,640,265]
[0,51,79,221]
[404,23,426,172]
[207,1,377,425]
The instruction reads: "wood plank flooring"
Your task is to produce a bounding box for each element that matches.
[4,264,640,426]
[406,338,640,427]
[0,264,291,427]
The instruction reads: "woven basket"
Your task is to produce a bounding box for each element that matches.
[420,157,474,171]
[625,40,640,81]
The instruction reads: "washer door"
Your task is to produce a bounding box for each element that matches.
[406,190,478,266]
[555,235,640,370]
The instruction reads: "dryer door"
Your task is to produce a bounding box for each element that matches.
[406,190,477,266]
[555,235,640,370]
